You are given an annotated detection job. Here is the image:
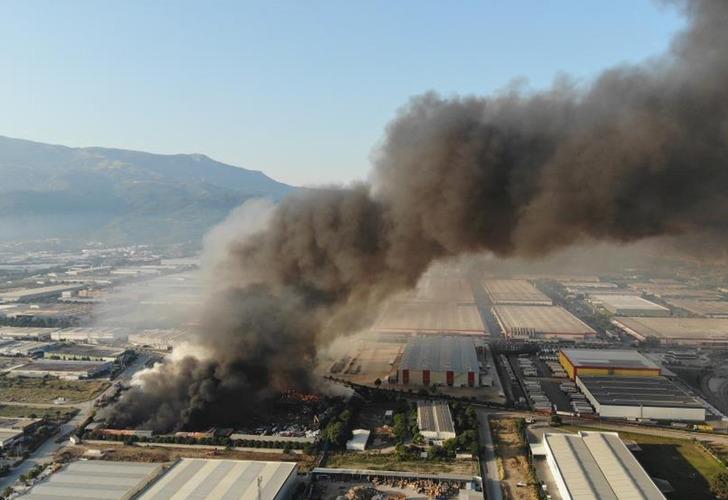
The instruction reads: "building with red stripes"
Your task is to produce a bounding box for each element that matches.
[397,336,479,387]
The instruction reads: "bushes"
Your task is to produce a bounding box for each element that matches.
[322,408,354,449]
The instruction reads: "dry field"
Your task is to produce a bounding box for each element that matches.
[0,376,109,403]
[489,418,539,500]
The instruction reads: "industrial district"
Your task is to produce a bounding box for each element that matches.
[2,241,728,500]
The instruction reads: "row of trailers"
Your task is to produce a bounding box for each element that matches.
[559,380,595,416]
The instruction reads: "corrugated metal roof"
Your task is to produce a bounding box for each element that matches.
[493,305,595,335]
[578,376,703,408]
[590,295,669,312]
[482,279,552,305]
[138,459,297,500]
[21,460,162,500]
[544,432,666,500]
[417,400,455,436]
[562,349,659,370]
[399,336,478,372]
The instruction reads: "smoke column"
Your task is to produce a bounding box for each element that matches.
[107,0,728,430]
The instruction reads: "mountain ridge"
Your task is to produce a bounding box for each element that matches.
[0,135,294,245]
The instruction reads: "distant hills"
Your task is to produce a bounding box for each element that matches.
[0,136,294,245]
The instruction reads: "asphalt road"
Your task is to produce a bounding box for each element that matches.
[476,408,503,500]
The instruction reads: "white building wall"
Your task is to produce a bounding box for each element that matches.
[598,404,705,422]
[577,375,705,421]
[274,464,299,500]
[544,440,573,500]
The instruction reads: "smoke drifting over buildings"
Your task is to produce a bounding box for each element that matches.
[107,0,728,430]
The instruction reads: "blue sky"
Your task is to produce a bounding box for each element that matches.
[1,1,684,186]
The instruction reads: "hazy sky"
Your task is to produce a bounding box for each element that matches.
[1,1,683,186]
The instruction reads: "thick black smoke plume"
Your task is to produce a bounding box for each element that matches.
[107,0,728,431]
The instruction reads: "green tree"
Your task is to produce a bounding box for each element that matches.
[393,413,408,443]
[549,414,563,427]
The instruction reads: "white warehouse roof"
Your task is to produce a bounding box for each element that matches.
[399,336,478,373]
[138,459,298,500]
[541,432,665,500]
[346,429,371,451]
[590,294,669,314]
[21,460,162,499]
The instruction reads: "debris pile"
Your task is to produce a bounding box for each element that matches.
[370,477,460,497]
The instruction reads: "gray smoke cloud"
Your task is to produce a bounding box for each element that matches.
[107,0,728,431]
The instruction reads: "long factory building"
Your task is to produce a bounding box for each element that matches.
[492,305,596,341]
[398,336,480,387]
[559,349,661,380]
[20,459,299,500]
[482,279,552,305]
[373,301,486,336]
[612,317,728,346]
[664,299,728,318]
[576,375,706,422]
[589,294,670,317]
[533,431,666,500]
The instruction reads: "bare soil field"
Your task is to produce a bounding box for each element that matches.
[326,452,477,476]
[489,418,539,500]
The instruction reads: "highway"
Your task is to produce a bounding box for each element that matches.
[0,353,151,493]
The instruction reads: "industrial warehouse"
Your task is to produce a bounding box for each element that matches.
[20,459,300,499]
[0,284,84,303]
[588,294,670,317]
[612,317,728,345]
[533,431,666,500]
[43,343,129,362]
[629,283,722,300]
[373,300,486,336]
[20,460,163,500]
[664,299,728,318]
[492,305,596,340]
[417,400,456,443]
[576,376,706,421]
[559,349,661,380]
[138,459,299,500]
[482,279,552,305]
[128,328,190,350]
[397,336,480,387]
[401,275,475,304]
[8,359,111,380]
[0,327,56,341]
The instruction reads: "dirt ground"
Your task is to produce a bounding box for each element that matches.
[326,452,477,476]
[314,480,441,499]
[55,443,317,470]
[489,418,540,500]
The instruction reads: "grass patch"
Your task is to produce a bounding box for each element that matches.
[0,376,109,404]
[325,452,477,475]
[561,425,725,500]
[0,404,78,423]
